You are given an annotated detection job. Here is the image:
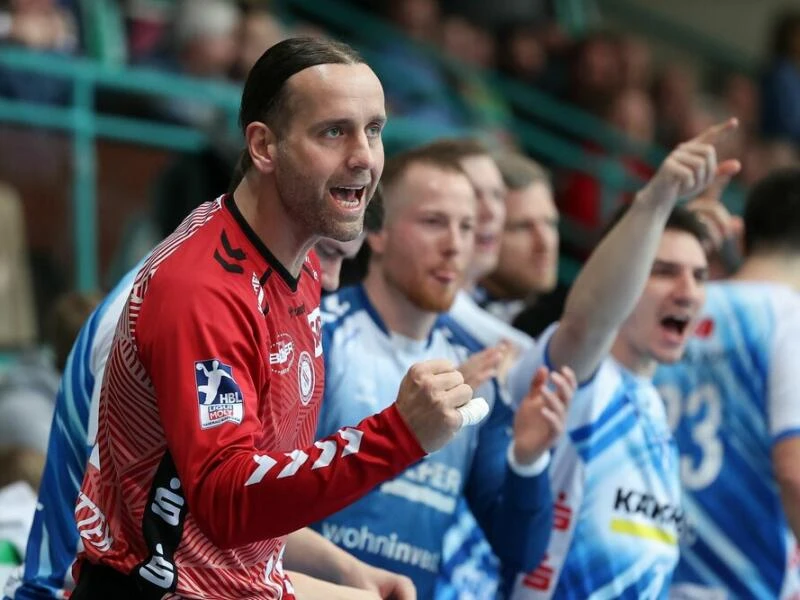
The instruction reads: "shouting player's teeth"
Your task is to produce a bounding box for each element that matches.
[331,186,364,208]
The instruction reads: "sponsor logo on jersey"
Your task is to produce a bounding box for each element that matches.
[194,359,244,429]
[297,351,315,405]
[694,317,715,338]
[307,306,323,357]
[269,333,295,375]
[610,487,684,545]
[75,491,113,552]
[379,459,461,514]
[251,272,267,313]
[288,303,306,317]
[554,491,573,531]
[320,523,440,573]
[304,254,320,281]
[523,554,555,591]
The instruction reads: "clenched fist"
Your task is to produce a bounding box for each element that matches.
[512,366,577,465]
[394,359,483,453]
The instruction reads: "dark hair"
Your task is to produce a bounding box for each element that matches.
[237,37,363,173]
[771,11,800,58]
[363,184,384,233]
[495,151,550,191]
[744,167,800,256]
[601,203,709,247]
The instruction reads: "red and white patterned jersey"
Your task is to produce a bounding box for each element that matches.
[74,196,425,599]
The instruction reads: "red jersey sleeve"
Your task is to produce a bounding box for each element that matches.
[136,275,425,549]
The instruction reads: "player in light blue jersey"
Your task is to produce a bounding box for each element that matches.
[316,143,576,600]
[432,142,551,599]
[3,263,138,600]
[655,168,800,599]
[506,119,742,600]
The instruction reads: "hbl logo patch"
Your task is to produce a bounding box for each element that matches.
[195,359,244,429]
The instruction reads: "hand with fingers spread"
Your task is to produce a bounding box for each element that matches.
[512,366,577,465]
[640,118,742,207]
[394,359,481,453]
[457,342,515,391]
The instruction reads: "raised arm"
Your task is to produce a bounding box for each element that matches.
[548,119,741,381]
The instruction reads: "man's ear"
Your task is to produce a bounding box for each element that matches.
[245,121,277,174]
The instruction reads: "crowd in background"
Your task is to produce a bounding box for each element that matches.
[1,0,800,573]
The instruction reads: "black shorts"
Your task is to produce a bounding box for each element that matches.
[71,561,147,600]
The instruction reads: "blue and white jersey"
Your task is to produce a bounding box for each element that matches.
[315,285,553,600]
[450,290,535,353]
[3,268,136,600]
[438,290,537,599]
[507,325,682,600]
[654,281,800,600]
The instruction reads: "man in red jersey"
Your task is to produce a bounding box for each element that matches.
[71,37,480,599]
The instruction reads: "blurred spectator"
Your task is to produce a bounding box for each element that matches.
[442,0,553,29]
[741,139,800,187]
[497,22,548,85]
[616,34,652,91]
[607,86,655,146]
[0,289,98,590]
[233,6,287,80]
[0,449,43,588]
[722,72,760,136]
[125,0,241,128]
[0,0,78,104]
[652,64,698,147]
[0,183,37,352]
[388,0,439,44]
[567,32,620,111]
[439,13,514,140]
[125,0,175,62]
[761,11,800,144]
[0,447,44,491]
[376,0,465,130]
[478,152,566,335]
[0,289,99,459]
[559,88,656,235]
[0,184,59,463]
[172,0,239,80]
[441,13,495,70]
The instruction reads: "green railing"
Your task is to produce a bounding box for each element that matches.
[0,46,624,290]
[0,0,747,292]
[0,48,474,291]
[0,47,243,292]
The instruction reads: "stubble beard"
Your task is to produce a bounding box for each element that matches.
[275,161,363,242]
[386,267,458,314]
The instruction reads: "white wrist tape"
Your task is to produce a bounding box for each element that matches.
[457,396,490,428]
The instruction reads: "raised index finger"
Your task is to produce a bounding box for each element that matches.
[691,117,739,146]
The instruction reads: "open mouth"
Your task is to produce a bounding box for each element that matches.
[660,315,690,337]
[475,233,497,248]
[330,186,366,209]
